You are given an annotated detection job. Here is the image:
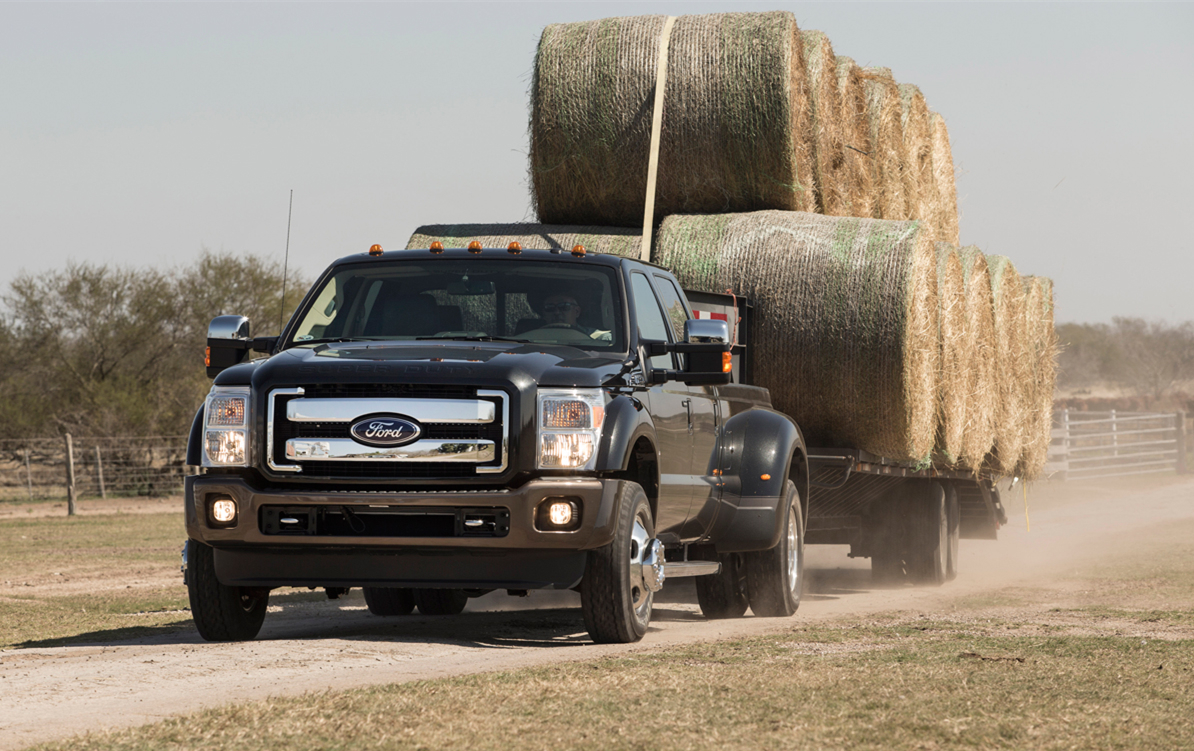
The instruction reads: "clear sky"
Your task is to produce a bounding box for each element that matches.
[1,2,1190,323]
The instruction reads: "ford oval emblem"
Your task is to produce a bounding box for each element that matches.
[349,415,422,447]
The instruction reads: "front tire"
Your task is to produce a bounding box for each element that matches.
[186,539,268,642]
[363,587,416,616]
[745,480,804,617]
[581,481,655,643]
[413,589,469,615]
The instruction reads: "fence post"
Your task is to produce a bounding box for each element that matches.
[1110,409,1118,457]
[95,445,107,499]
[1177,411,1188,475]
[24,449,34,501]
[65,433,77,516]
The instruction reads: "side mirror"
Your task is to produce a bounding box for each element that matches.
[206,315,251,378]
[684,319,729,345]
[641,319,732,386]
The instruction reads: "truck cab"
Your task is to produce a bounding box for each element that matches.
[185,245,807,643]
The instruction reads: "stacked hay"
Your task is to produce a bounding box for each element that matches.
[929,112,960,246]
[656,211,939,463]
[934,244,966,464]
[860,67,907,221]
[1018,276,1059,479]
[405,224,642,257]
[985,255,1031,475]
[833,57,876,219]
[900,84,940,243]
[801,30,846,216]
[530,12,816,226]
[956,247,998,469]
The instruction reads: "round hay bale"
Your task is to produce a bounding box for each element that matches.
[930,112,960,246]
[984,254,1030,475]
[1017,275,1058,480]
[934,243,966,465]
[656,210,939,462]
[530,12,816,227]
[900,84,941,244]
[405,224,643,258]
[801,30,845,216]
[860,67,907,221]
[956,246,998,469]
[834,56,876,219]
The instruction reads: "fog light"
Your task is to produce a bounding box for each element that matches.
[548,501,573,527]
[211,498,237,525]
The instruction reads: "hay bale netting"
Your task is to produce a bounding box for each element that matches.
[833,57,876,219]
[984,254,1031,475]
[934,243,967,465]
[899,84,941,244]
[530,12,816,227]
[860,67,907,221]
[956,246,998,469]
[801,30,845,216]
[656,210,939,462]
[1018,276,1058,480]
[405,224,643,257]
[929,112,960,246]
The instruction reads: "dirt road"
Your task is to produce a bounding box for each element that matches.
[2,477,1191,750]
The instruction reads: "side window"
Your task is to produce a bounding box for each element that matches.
[631,273,673,370]
[653,276,690,343]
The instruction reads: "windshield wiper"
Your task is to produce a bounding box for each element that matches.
[286,337,371,348]
[414,335,530,343]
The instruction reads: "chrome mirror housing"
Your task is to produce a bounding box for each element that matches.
[208,315,250,341]
[684,318,729,345]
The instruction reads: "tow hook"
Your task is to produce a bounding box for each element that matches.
[642,539,666,592]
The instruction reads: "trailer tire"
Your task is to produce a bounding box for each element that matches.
[908,481,948,586]
[413,589,469,615]
[581,481,654,643]
[363,587,416,616]
[870,491,908,586]
[944,483,960,582]
[694,551,749,619]
[186,540,268,642]
[745,480,804,617]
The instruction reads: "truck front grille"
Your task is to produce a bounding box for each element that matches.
[260,505,511,537]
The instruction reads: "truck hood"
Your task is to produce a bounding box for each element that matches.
[220,340,628,391]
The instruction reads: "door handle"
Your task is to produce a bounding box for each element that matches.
[682,399,693,433]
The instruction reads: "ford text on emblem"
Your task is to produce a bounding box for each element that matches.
[349,415,422,447]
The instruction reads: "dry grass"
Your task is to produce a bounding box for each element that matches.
[934,244,966,465]
[800,30,845,217]
[898,83,939,244]
[1018,276,1059,480]
[530,12,815,226]
[929,112,960,246]
[985,254,1031,475]
[860,67,906,221]
[833,56,876,220]
[405,224,643,258]
[957,247,998,469]
[657,211,939,462]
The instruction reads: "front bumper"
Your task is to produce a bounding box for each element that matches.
[185,475,621,589]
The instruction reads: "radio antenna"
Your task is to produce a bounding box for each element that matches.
[279,189,293,334]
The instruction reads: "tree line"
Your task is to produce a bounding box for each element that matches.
[1056,319,1194,400]
[0,252,307,439]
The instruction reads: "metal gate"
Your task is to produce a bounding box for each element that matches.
[1046,410,1188,481]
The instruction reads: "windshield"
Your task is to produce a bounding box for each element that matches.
[286,259,626,351]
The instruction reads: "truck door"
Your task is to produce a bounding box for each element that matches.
[629,271,692,536]
[653,274,722,540]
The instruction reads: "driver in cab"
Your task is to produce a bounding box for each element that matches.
[540,293,612,342]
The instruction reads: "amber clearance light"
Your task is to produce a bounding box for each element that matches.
[507,242,522,254]
[571,244,586,257]
[722,351,733,373]
[369,244,384,256]
[468,241,483,253]
[429,241,445,254]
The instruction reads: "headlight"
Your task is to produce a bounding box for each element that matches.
[203,386,250,467]
[537,389,605,470]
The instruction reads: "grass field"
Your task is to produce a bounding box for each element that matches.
[17,508,1194,751]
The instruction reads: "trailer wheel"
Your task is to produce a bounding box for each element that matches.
[186,539,268,642]
[694,551,749,619]
[745,480,804,617]
[908,481,948,586]
[870,492,908,586]
[413,589,469,615]
[581,481,655,643]
[363,587,416,616]
[944,483,960,582]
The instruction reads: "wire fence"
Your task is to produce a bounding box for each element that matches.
[1046,410,1189,481]
[0,435,190,503]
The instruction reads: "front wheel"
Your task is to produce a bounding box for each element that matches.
[581,481,655,643]
[186,539,268,642]
[745,480,804,617]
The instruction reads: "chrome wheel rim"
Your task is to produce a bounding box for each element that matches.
[786,505,799,594]
[628,513,653,618]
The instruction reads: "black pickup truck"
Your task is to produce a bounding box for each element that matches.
[185,244,808,644]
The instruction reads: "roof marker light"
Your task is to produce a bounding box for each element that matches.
[369,244,384,256]
[572,244,586,257]
[468,241,482,253]
[507,242,522,254]
[429,241,444,254]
